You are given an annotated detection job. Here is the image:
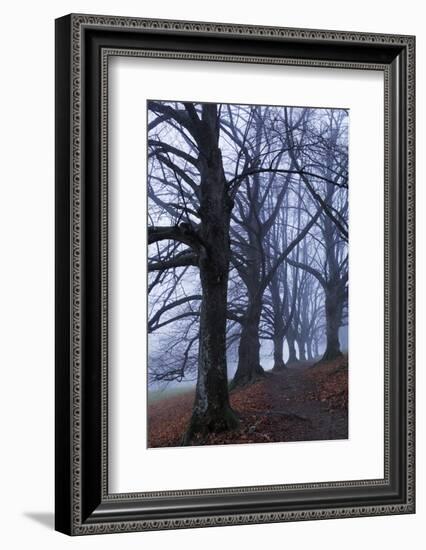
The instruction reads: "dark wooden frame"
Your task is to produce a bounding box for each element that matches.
[55,13,415,535]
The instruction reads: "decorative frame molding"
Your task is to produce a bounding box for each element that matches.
[55,14,415,535]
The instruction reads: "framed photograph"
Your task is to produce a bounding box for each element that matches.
[55,14,415,535]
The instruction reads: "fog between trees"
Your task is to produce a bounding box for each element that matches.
[147,101,348,444]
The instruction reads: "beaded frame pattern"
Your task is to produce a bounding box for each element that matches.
[68,14,415,535]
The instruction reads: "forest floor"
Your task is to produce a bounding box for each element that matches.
[147,355,348,447]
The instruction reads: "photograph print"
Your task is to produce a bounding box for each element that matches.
[147,100,349,448]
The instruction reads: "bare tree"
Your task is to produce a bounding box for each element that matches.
[147,101,348,445]
[148,102,239,444]
[282,107,348,361]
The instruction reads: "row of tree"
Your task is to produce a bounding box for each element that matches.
[147,101,348,444]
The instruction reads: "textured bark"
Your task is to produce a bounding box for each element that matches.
[183,262,239,444]
[272,334,286,371]
[321,284,344,362]
[287,331,299,364]
[183,106,238,444]
[230,300,265,389]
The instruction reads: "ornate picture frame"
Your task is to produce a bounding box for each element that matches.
[55,13,415,535]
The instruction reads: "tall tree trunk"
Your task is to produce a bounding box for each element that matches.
[306,341,313,361]
[297,338,306,361]
[230,299,264,389]
[272,332,286,371]
[269,273,286,371]
[272,287,286,371]
[184,109,238,444]
[313,338,319,359]
[287,332,298,364]
[321,285,343,362]
[184,255,238,444]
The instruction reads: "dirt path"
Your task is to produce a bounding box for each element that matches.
[261,363,348,443]
[148,357,348,447]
